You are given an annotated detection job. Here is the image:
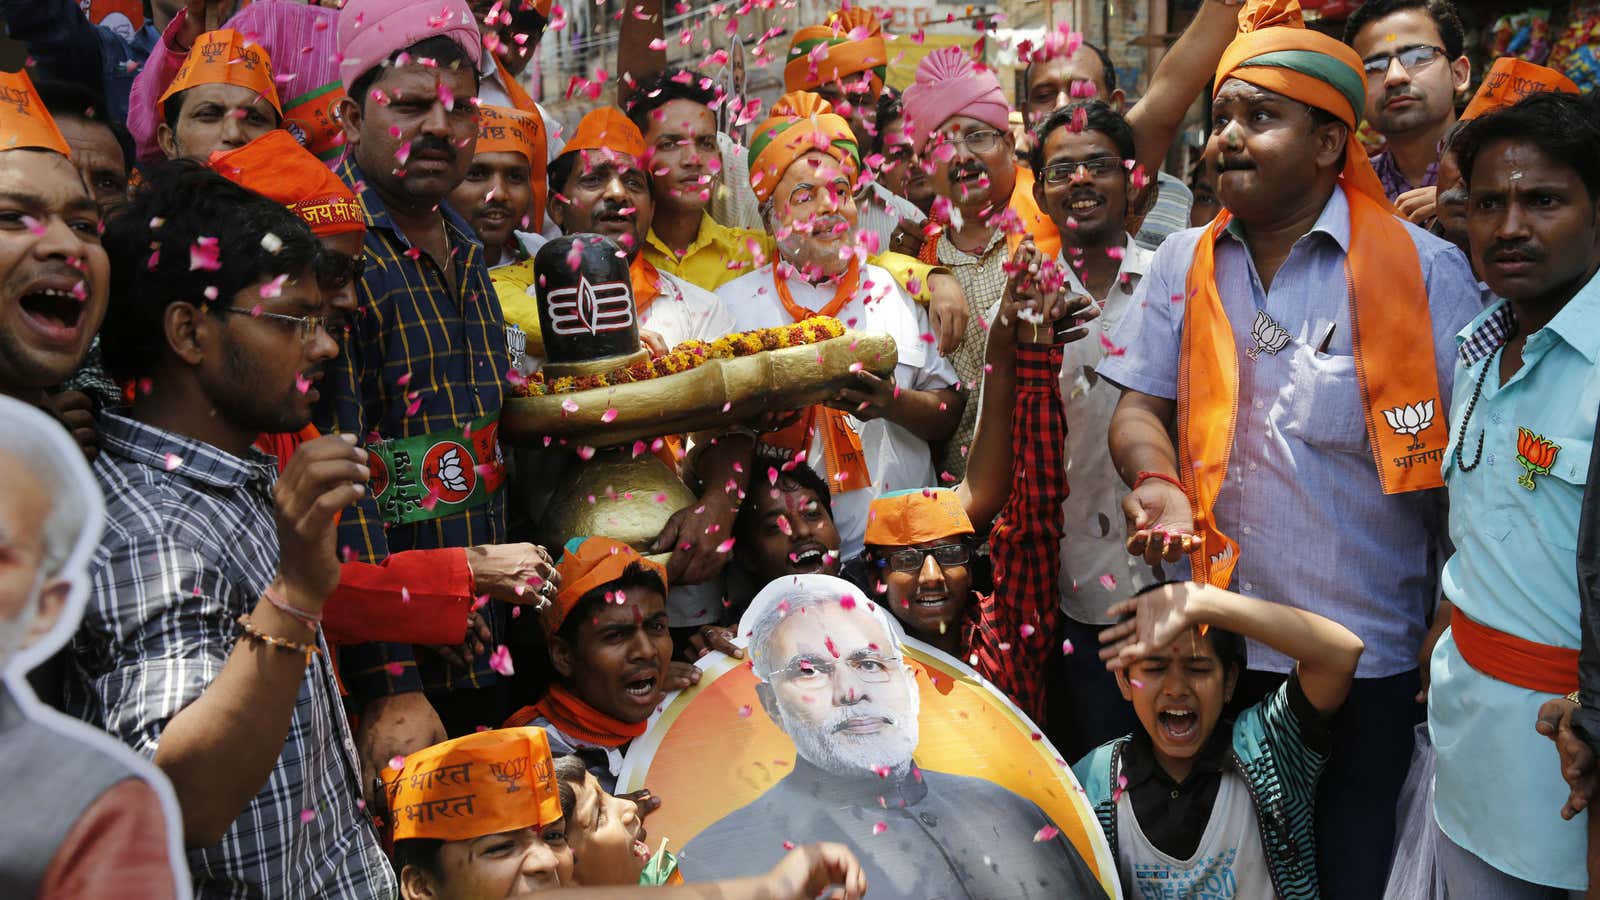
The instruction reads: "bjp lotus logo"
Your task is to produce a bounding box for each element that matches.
[1515,427,1561,490]
[1383,400,1436,451]
[1246,310,1291,360]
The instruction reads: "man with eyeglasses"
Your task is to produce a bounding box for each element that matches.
[1345,0,1472,217]
[1100,1,1482,894]
[76,160,396,896]
[1022,100,1163,760]
[717,92,963,564]
[680,574,1104,897]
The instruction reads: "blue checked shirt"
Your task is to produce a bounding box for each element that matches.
[64,412,395,899]
[317,159,511,701]
[1098,187,1486,677]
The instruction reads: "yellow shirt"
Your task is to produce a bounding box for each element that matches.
[491,257,544,357]
[643,212,941,304]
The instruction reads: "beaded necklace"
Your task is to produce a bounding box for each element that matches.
[1451,344,1500,473]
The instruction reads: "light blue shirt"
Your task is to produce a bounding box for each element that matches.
[1430,282,1600,890]
[1099,186,1484,676]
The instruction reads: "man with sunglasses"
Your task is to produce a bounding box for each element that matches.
[1345,0,1472,217]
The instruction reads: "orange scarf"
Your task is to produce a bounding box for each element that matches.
[631,254,661,317]
[763,261,871,494]
[494,57,539,116]
[1180,192,1444,588]
[504,684,647,748]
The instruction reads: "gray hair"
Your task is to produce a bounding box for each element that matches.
[0,405,98,577]
[741,574,907,682]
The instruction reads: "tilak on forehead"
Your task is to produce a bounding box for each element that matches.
[0,68,70,157]
[1181,0,1447,593]
[785,7,888,98]
[159,29,282,116]
[541,536,668,638]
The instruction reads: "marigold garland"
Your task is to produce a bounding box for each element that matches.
[514,316,847,396]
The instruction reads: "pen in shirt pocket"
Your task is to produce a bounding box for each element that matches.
[1315,321,1337,354]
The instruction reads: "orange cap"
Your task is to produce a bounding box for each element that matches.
[547,537,668,636]
[208,131,364,236]
[477,105,549,232]
[159,29,283,116]
[0,69,71,157]
[863,488,974,548]
[560,107,647,162]
[1460,57,1580,121]
[384,727,563,842]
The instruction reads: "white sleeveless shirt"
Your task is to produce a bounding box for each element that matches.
[1115,761,1275,899]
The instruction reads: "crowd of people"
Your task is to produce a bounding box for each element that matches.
[0,0,1597,896]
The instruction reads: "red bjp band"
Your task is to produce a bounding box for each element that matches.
[1451,611,1579,696]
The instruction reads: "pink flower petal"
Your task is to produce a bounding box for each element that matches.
[488,644,515,676]
[1033,824,1059,842]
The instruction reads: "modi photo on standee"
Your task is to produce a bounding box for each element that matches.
[5,0,1600,897]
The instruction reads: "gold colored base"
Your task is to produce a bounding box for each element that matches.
[504,330,898,450]
[542,349,651,379]
[534,447,696,564]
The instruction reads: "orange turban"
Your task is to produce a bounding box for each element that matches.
[384,728,562,842]
[0,69,71,157]
[863,488,974,548]
[208,131,364,237]
[546,537,668,636]
[785,8,888,97]
[1461,57,1580,121]
[159,29,283,116]
[560,107,647,162]
[477,105,549,232]
[748,92,859,204]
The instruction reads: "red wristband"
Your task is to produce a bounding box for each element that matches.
[1134,470,1185,492]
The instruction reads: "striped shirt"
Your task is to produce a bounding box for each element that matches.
[315,159,511,700]
[64,412,394,899]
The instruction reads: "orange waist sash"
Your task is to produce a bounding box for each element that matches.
[1451,611,1578,695]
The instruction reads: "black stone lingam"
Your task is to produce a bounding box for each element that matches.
[534,233,647,378]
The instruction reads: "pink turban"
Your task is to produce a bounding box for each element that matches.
[337,0,483,95]
[901,47,1011,155]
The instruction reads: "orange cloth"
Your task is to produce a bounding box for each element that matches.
[784,7,888,96]
[546,537,668,636]
[1461,57,1581,121]
[0,69,71,157]
[384,728,562,842]
[476,104,549,233]
[1007,167,1061,260]
[761,261,870,495]
[561,106,646,160]
[159,28,282,116]
[208,131,364,236]
[630,254,661,316]
[1451,612,1578,695]
[748,92,859,204]
[504,684,647,747]
[1180,0,1445,590]
[864,487,974,547]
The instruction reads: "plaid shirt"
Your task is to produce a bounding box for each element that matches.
[965,343,1067,722]
[64,412,394,899]
[317,159,511,701]
[932,229,1010,483]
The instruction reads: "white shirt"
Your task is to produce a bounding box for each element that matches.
[856,180,926,254]
[717,262,959,558]
[1116,768,1273,900]
[1054,236,1167,623]
[644,271,739,349]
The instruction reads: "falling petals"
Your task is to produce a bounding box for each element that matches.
[872,821,887,835]
[189,236,221,271]
[1033,824,1059,842]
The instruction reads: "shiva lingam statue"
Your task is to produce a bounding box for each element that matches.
[500,234,897,560]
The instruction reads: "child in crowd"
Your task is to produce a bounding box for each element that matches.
[554,755,683,886]
[505,537,675,791]
[1074,582,1364,899]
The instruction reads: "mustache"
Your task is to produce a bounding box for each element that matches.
[410,135,457,163]
[1487,240,1543,261]
[1383,88,1422,105]
[823,702,900,733]
[1216,158,1255,173]
[951,161,988,181]
[592,200,635,220]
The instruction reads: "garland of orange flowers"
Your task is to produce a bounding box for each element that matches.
[515,316,847,396]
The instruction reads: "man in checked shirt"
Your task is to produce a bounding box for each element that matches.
[319,0,561,799]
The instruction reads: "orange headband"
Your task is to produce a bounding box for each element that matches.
[546,536,668,636]
[385,727,563,842]
[159,29,283,116]
[0,69,71,157]
[863,488,974,547]
[208,131,364,236]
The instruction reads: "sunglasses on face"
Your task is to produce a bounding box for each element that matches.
[885,542,970,573]
[315,251,368,291]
